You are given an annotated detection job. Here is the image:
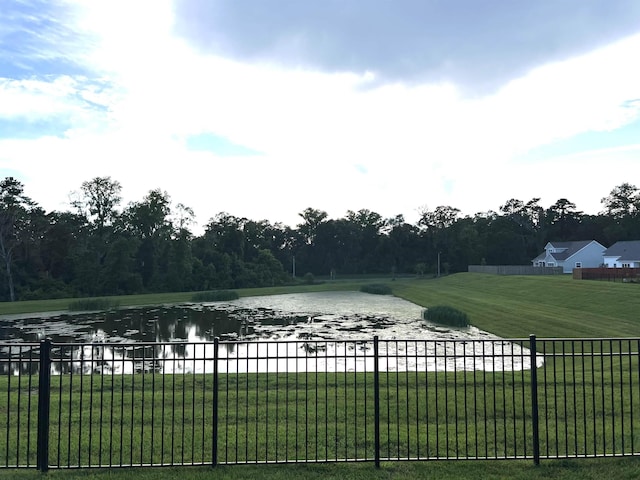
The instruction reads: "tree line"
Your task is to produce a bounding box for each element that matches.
[1,176,639,302]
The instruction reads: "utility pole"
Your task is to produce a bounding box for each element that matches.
[437,252,441,278]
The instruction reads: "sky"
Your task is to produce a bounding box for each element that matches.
[1,0,640,233]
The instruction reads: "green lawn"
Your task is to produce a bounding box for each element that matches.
[0,281,381,316]
[393,273,640,338]
[2,273,640,479]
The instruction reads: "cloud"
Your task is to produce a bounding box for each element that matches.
[0,75,118,144]
[185,133,262,156]
[1,0,640,234]
[0,0,94,77]
[172,0,640,94]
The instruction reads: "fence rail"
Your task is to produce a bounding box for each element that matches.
[573,267,640,281]
[468,265,564,275]
[1,336,639,471]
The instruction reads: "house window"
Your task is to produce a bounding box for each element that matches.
[575,262,582,268]
[622,263,631,268]
[548,262,555,267]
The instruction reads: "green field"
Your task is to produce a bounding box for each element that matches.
[2,273,640,479]
[392,273,640,339]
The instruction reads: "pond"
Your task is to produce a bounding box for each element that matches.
[0,291,541,373]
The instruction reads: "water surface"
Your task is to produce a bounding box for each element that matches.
[0,292,541,373]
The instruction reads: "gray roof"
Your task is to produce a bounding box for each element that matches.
[533,240,605,263]
[604,240,640,261]
[548,240,598,261]
[532,252,546,262]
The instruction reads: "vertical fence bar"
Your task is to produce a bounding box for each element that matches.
[26,347,35,468]
[5,346,12,468]
[160,345,166,465]
[36,339,52,472]
[212,338,219,467]
[529,335,540,466]
[373,336,380,469]
[610,339,615,456]
[444,341,450,458]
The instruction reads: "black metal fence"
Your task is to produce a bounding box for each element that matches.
[1,336,639,471]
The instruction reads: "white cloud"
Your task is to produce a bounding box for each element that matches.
[0,76,78,118]
[2,0,640,232]
[479,33,640,151]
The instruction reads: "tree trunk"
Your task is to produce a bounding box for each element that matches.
[5,255,14,302]
[0,235,15,301]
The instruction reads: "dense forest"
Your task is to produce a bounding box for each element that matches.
[1,176,639,302]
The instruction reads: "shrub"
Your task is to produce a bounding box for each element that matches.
[68,298,121,312]
[19,278,75,301]
[360,284,392,295]
[303,272,315,285]
[423,305,469,327]
[191,290,239,302]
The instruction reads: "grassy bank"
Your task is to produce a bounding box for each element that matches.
[0,280,375,316]
[392,273,640,338]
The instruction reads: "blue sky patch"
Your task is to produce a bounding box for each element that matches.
[0,0,91,79]
[0,168,26,179]
[0,117,70,140]
[185,132,261,156]
[517,117,640,162]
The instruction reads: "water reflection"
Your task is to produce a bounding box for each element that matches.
[41,337,540,376]
[0,292,543,374]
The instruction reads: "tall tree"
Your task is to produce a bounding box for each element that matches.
[418,205,461,231]
[123,189,172,239]
[173,203,195,237]
[0,177,36,301]
[122,189,174,289]
[498,198,543,260]
[379,214,422,274]
[204,213,246,258]
[500,198,542,232]
[69,177,125,296]
[345,209,385,273]
[601,183,639,219]
[546,198,582,241]
[600,183,640,240]
[72,176,122,230]
[298,208,328,245]
[418,206,461,272]
[40,211,85,283]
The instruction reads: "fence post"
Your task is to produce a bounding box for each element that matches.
[37,339,52,472]
[529,334,540,466]
[373,335,380,469]
[212,337,219,468]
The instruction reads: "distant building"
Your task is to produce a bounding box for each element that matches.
[532,240,606,273]
[603,240,640,268]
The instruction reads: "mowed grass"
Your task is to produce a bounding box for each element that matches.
[2,273,640,479]
[0,280,376,316]
[2,458,640,480]
[392,273,640,339]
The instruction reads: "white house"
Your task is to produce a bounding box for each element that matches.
[603,240,640,268]
[532,240,606,273]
